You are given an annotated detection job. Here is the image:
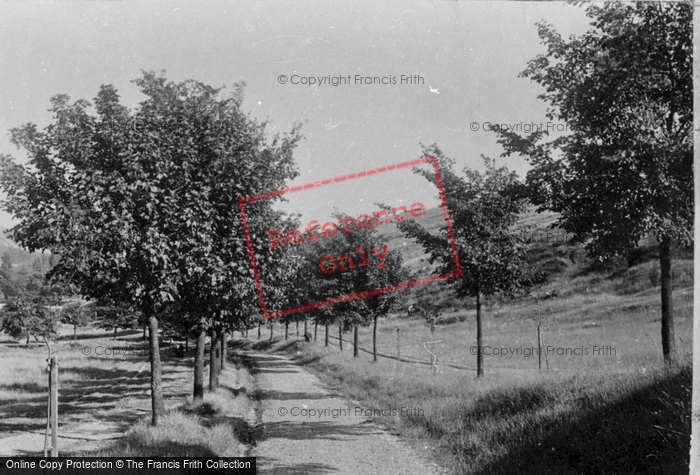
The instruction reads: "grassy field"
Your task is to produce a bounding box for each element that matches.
[297,237,693,377]
[0,326,253,457]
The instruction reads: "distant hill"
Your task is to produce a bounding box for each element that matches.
[372,204,692,317]
[375,205,568,273]
[371,205,581,312]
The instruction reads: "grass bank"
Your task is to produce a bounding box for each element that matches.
[234,337,690,474]
[78,348,255,457]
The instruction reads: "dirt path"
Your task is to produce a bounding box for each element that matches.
[242,351,446,475]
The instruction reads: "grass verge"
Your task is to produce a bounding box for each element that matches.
[235,337,690,474]
[81,368,254,457]
[93,410,240,457]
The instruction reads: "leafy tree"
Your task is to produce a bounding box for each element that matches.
[203,206,303,392]
[0,260,18,300]
[298,211,407,361]
[496,2,691,364]
[340,216,407,362]
[60,302,93,342]
[92,302,140,340]
[0,296,58,347]
[287,250,339,347]
[0,71,301,423]
[395,145,528,377]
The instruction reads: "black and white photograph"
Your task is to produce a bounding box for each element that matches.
[0,1,697,474]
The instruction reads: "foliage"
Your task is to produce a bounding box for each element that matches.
[393,145,528,376]
[59,302,93,330]
[91,302,140,333]
[298,210,408,331]
[396,145,528,301]
[496,2,692,257]
[0,296,58,344]
[0,70,302,422]
[0,71,301,322]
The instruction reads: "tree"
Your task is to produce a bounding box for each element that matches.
[0,71,301,424]
[689,2,700,472]
[92,303,139,340]
[394,145,528,377]
[337,214,407,362]
[0,252,18,299]
[297,211,407,361]
[60,302,93,342]
[496,2,692,364]
[0,296,58,347]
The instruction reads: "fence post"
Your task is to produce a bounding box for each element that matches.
[396,328,401,366]
[537,324,542,373]
[50,355,58,457]
[43,362,50,457]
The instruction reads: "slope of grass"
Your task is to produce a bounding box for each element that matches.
[94,410,241,457]
[239,336,689,474]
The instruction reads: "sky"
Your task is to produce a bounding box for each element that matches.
[0,0,596,228]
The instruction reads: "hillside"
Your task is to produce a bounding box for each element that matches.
[374,205,693,317]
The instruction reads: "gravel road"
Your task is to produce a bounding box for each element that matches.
[243,351,446,475]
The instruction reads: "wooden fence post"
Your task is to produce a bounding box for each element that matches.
[537,323,542,373]
[396,328,401,366]
[45,355,58,457]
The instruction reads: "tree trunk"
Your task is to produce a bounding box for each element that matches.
[194,326,205,401]
[285,322,289,340]
[296,321,299,336]
[269,321,273,340]
[690,13,700,468]
[659,236,676,364]
[373,316,378,362]
[209,327,221,391]
[148,314,166,425]
[304,319,308,336]
[314,321,318,341]
[476,289,484,378]
[221,331,227,371]
[325,324,329,347]
[353,325,359,357]
[258,322,262,340]
[339,325,343,351]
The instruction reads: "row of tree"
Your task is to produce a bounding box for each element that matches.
[0,2,692,426]
[0,73,303,424]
